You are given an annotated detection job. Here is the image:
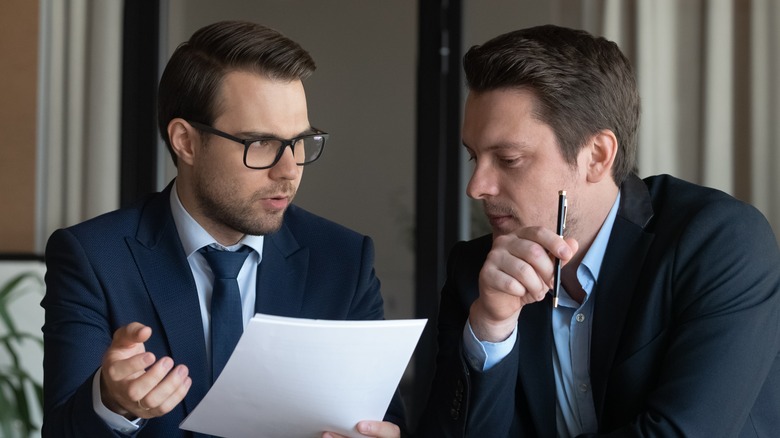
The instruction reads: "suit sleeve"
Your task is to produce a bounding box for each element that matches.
[416,241,472,437]
[416,239,520,437]
[594,201,780,437]
[41,228,130,437]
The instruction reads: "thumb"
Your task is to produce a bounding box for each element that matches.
[561,237,579,265]
[112,322,152,349]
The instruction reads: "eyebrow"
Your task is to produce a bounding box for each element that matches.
[462,141,531,152]
[235,127,317,139]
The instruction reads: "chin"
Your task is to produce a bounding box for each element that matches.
[259,213,288,235]
[490,226,514,237]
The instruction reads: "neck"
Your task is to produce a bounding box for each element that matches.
[175,178,245,246]
[567,181,619,272]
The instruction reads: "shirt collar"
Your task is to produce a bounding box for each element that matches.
[169,181,264,260]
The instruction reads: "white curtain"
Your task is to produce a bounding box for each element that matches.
[36,0,124,251]
[560,0,780,239]
[748,0,780,239]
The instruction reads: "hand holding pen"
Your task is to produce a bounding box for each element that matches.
[469,195,577,343]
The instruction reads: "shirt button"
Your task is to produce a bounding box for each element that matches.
[576,313,585,323]
[579,383,589,393]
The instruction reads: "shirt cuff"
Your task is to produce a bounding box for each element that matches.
[92,367,143,433]
[462,321,518,371]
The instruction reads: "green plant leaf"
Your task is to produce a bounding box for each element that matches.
[0,270,44,436]
[0,272,42,337]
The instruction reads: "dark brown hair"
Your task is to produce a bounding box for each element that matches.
[464,24,640,185]
[157,20,316,165]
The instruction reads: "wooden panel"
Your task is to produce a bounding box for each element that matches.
[0,0,39,253]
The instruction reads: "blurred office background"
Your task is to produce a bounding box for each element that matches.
[1,0,779,434]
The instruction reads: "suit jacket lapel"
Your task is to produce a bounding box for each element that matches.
[255,217,310,316]
[590,174,655,419]
[517,295,557,437]
[125,183,210,417]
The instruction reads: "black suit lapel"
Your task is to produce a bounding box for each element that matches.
[125,183,210,417]
[590,174,655,419]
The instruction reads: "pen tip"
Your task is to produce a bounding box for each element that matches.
[552,296,559,308]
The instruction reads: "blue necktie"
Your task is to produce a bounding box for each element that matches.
[200,246,251,382]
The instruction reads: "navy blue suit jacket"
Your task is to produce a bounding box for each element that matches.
[418,174,780,437]
[42,183,404,437]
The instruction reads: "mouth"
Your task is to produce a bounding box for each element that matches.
[483,202,518,234]
[486,214,514,230]
[259,195,291,211]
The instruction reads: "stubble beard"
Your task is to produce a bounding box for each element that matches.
[483,200,578,238]
[194,174,297,236]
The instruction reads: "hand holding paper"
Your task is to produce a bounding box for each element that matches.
[323,420,401,438]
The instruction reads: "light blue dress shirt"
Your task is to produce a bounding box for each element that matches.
[93,183,265,432]
[464,192,621,437]
[168,183,265,361]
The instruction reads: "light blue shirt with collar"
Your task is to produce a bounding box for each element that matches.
[168,182,265,360]
[94,182,265,432]
[463,191,621,438]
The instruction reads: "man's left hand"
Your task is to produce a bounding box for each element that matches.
[322,420,401,438]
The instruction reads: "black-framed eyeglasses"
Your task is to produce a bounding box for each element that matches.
[188,120,328,170]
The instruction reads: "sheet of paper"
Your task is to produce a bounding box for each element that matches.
[179,313,426,438]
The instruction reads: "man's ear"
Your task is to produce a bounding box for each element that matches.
[168,118,198,167]
[585,129,618,183]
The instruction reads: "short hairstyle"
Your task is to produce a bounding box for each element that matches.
[463,24,640,185]
[157,20,316,165]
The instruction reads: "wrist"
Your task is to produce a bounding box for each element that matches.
[468,300,519,342]
[99,369,130,417]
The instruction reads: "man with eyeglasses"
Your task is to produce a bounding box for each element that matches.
[42,21,403,438]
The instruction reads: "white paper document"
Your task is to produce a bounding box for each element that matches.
[179,313,427,438]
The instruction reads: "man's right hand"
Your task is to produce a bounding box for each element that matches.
[469,226,578,343]
[100,322,192,419]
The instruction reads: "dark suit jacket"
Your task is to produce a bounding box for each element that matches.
[418,174,780,437]
[42,182,404,437]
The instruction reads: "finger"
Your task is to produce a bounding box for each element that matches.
[356,420,401,438]
[494,248,549,298]
[482,262,534,300]
[103,351,156,383]
[136,373,192,419]
[126,357,175,403]
[134,397,154,418]
[156,374,192,414]
[483,238,550,299]
[513,226,575,261]
[138,364,190,412]
[560,237,579,265]
[112,322,152,348]
[99,347,155,416]
[103,324,152,371]
[503,229,579,292]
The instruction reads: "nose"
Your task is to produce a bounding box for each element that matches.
[268,144,299,180]
[466,162,498,200]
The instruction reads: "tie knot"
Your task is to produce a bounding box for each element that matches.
[199,246,251,280]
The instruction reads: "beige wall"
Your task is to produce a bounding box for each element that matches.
[0,0,39,253]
